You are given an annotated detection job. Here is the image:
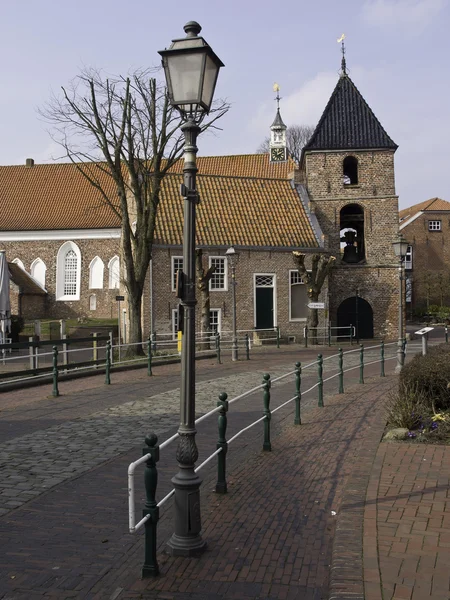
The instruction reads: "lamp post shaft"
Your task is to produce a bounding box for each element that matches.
[231,264,238,361]
[167,119,206,556]
[395,258,405,373]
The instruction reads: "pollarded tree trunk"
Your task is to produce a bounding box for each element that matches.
[293,252,336,345]
[196,250,216,352]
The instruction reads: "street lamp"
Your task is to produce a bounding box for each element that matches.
[392,232,409,373]
[159,21,224,557]
[225,246,239,361]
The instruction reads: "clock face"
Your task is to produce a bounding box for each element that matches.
[270,147,286,162]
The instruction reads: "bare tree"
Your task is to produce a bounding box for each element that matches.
[292,252,336,344]
[256,124,315,164]
[41,68,229,350]
[196,249,216,350]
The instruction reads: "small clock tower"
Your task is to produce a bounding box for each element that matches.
[269,83,287,163]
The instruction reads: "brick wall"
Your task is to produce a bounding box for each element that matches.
[3,238,121,319]
[401,211,450,309]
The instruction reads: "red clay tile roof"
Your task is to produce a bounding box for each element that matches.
[0,157,318,248]
[399,197,450,221]
[168,154,297,179]
[0,163,120,230]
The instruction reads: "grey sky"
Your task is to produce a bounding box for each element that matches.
[1,0,449,209]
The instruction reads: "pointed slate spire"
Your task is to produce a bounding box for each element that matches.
[271,107,286,129]
[304,74,398,151]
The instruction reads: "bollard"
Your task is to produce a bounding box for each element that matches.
[276,326,280,348]
[359,344,364,384]
[338,348,344,394]
[142,433,160,578]
[380,341,385,377]
[105,340,111,385]
[318,354,324,407]
[446,326,448,344]
[147,337,153,376]
[304,326,308,348]
[294,362,302,425]
[52,346,59,398]
[245,334,250,360]
[262,373,272,451]
[92,332,98,368]
[216,392,229,493]
[216,333,221,364]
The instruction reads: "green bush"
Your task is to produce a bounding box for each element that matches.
[399,344,450,411]
[385,382,429,429]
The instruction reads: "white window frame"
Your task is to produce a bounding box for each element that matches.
[209,308,222,335]
[428,220,441,231]
[30,257,47,289]
[289,269,308,322]
[171,256,184,292]
[209,256,228,291]
[404,246,413,270]
[89,256,104,289]
[56,241,81,301]
[172,308,179,340]
[108,256,120,289]
[253,273,277,328]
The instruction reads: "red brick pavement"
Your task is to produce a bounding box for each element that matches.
[364,442,450,600]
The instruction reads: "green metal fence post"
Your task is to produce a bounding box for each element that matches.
[359,344,364,384]
[446,326,448,344]
[350,324,353,346]
[52,346,59,398]
[328,325,332,347]
[262,373,272,451]
[245,334,250,360]
[304,326,308,348]
[380,341,385,377]
[318,354,324,407]
[216,392,229,493]
[216,333,221,364]
[294,362,302,425]
[142,433,160,578]
[147,337,153,376]
[338,348,344,394]
[276,326,280,348]
[105,340,111,385]
[151,332,157,353]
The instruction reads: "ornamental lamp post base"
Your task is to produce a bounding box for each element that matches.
[394,339,405,374]
[166,465,207,557]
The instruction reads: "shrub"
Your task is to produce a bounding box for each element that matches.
[400,344,450,411]
[385,382,429,429]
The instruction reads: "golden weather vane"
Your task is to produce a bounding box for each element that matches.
[337,34,347,75]
[273,82,281,109]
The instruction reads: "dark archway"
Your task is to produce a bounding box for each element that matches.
[337,296,374,340]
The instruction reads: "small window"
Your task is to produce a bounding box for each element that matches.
[89,256,104,289]
[12,258,25,270]
[30,258,46,288]
[405,245,413,270]
[172,256,184,292]
[209,257,227,291]
[343,156,358,185]
[428,220,441,231]
[405,277,412,304]
[290,270,308,321]
[209,309,222,335]
[108,256,120,289]
[172,308,179,340]
[89,294,97,311]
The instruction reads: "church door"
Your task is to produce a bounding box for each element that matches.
[255,274,275,329]
[337,296,374,340]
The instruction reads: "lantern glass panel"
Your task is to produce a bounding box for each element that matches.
[201,54,220,111]
[167,53,204,105]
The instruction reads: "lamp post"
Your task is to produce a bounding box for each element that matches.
[159,21,224,557]
[392,232,409,373]
[225,246,239,361]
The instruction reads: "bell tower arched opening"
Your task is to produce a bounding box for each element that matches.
[340,204,365,264]
[343,156,358,185]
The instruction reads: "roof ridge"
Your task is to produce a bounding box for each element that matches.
[162,171,292,182]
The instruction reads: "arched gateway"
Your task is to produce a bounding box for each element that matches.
[337,296,374,340]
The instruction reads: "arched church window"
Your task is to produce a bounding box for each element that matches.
[56,241,81,300]
[89,256,104,289]
[12,258,25,270]
[340,204,365,264]
[343,156,358,185]
[30,258,47,288]
[108,256,120,289]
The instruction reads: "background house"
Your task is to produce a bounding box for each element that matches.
[399,197,450,315]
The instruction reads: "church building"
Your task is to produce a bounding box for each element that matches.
[0,54,400,342]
